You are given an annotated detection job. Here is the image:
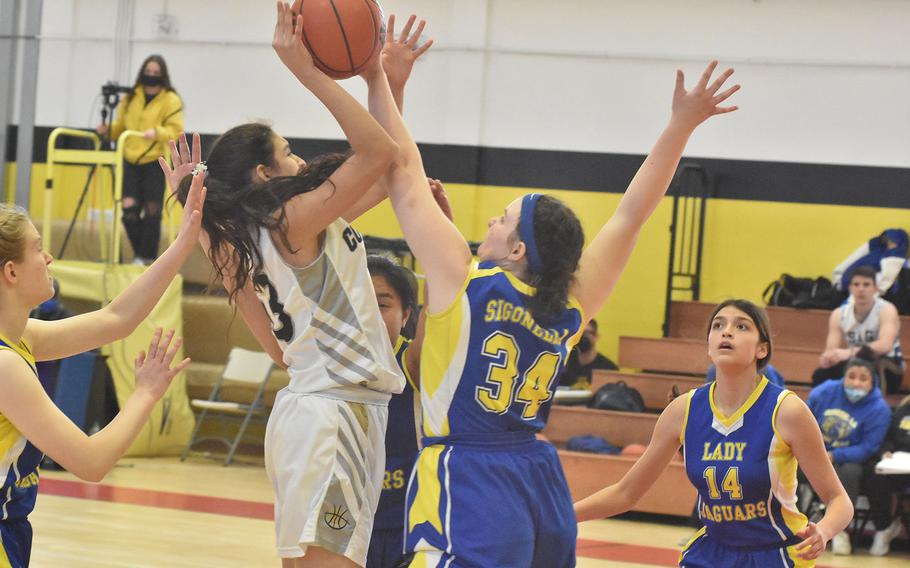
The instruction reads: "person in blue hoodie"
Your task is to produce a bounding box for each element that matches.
[807,357,891,555]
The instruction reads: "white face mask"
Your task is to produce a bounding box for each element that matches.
[844,385,869,403]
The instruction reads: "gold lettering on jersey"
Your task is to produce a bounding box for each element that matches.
[15,472,38,489]
[701,442,747,461]
[700,500,768,523]
[483,300,571,346]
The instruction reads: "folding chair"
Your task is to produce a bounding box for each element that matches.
[181,347,275,466]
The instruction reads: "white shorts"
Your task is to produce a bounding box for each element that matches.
[264,389,388,566]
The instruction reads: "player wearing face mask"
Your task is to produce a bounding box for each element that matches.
[558,318,617,388]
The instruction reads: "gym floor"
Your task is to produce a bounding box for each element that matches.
[30,458,910,567]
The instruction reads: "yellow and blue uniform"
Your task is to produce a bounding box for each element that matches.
[0,335,42,568]
[368,337,419,568]
[679,377,811,568]
[405,261,584,568]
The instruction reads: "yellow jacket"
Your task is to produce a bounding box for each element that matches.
[110,87,184,165]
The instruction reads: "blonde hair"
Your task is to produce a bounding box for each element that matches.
[0,204,31,265]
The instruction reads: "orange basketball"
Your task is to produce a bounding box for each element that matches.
[293,0,383,79]
[621,443,647,457]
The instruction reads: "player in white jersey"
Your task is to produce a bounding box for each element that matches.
[814,265,904,393]
[159,4,431,566]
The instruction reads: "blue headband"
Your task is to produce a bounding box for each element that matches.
[519,193,543,274]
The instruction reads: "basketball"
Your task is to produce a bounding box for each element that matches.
[621,443,647,457]
[292,0,383,79]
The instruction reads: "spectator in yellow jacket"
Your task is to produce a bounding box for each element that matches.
[97,55,183,264]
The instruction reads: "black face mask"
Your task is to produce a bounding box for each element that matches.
[577,336,593,352]
[140,74,163,87]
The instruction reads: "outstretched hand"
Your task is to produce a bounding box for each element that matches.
[178,167,207,245]
[382,14,433,91]
[671,61,740,130]
[134,328,191,401]
[273,1,319,80]
[158,132,202,200]
[793,521,829,560]
[158,131,205,245]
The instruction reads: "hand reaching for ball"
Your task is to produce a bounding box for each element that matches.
[382,14,434,92]
[272,1,319,80]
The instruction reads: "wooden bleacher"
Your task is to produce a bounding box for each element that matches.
[668,300,910,351]
[618,336,827,384]
[542,406,697,517]
[590,370,811,410]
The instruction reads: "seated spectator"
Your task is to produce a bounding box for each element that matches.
[863,393,910,556]
[813,265,904,393]
[559,319,617,388]
[807,357,891,555]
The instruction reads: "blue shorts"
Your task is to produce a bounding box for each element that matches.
[679,527,812,568]
[0,518,32,568]
[367,527,406,568]
[405,435,576,568]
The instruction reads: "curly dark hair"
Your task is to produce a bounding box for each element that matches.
[519,195,585,324]
[175,123,346,302]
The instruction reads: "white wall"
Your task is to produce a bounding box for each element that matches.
[30,0,910,168]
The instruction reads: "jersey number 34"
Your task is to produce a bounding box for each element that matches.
[475,331,561,420]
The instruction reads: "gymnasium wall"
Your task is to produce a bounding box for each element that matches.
[4,0,909,360]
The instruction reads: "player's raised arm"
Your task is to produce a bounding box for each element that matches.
[573,62,739,320]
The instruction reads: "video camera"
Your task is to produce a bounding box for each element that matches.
[101,81,134,97]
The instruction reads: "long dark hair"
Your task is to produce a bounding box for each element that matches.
[176,123,346,302]
[130,54,176,95]
[519,195,585,323]
[707,299,773,370]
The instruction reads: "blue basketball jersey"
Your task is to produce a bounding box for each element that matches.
[682,377,808,551]
[0,335,43,523]
[373,336,419,530]
[418,261,585,440]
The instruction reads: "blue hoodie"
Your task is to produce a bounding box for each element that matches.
[808,379,891,464]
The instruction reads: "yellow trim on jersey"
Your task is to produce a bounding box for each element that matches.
[784,542,815,567]
[0,537,13,568]
[678,525,707,562]
[426,260,484,319]
[408,551,442,568]
[708,376,768,429]
[395,336,419,392]
[680,389,695,445]
[770,389,792,443]
[501,269,536,296]
[769,390,809,537]
[0,333,35,370]
[407,446,446,534]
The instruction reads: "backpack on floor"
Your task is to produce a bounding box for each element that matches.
[590,381,646,413]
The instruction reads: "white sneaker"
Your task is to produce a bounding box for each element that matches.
[869,519,903,557]
[832,531,852,555]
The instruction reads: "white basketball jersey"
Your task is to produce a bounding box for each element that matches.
[840,297,901,358]
[254,219,404,404]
